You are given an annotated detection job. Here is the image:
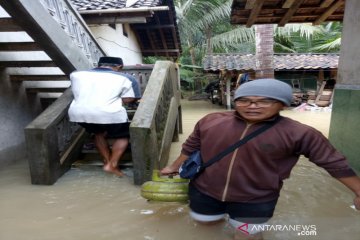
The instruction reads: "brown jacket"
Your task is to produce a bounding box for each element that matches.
[181,111,356,203]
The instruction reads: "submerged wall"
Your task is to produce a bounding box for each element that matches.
[328,0,360,174]
[329,89,360,173]
[0,69,42,167]
[0,8,62,168]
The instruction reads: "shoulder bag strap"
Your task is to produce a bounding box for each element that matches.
[201,116,283,170]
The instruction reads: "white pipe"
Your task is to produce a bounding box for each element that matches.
[226,78,231,110]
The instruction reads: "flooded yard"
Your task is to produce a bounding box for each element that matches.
[0,100,359,240]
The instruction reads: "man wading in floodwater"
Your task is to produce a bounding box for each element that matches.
[161,79,360,240]
[68,57,138,177]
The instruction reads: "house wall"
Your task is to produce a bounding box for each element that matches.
[275,71,319,91]
[89,23,143,65]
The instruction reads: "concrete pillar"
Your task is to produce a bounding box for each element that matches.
[328,0,360,173]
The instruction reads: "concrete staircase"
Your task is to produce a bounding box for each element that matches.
[0,4,145,171]
[0,16,69,109]
[0,1,182,186]
[0,0,103,108]
[0,16,133,167]
[0,0,105,185]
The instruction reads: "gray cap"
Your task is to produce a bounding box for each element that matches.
[234,78,293,106]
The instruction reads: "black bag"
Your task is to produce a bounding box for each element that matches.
[179,151,202,180]
[178,117,282,180]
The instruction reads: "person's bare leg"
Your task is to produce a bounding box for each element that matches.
[103,138,128,177]
[94,132,110,164]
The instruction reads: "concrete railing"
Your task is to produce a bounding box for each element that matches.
[14,2,182,185]
[25,89,85,184]
[39,0,103,66]
[130,61,182,185]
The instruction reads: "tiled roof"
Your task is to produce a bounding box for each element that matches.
[70,0,162,10]
[203,54,339,71]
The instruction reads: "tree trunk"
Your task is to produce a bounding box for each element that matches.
[187,37,197,66]
[206,27,213,55]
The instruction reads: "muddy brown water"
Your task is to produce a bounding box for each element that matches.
[0,100,359,240]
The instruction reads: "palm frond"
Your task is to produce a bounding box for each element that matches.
[309,38,342,52]
[275,23,323,39]
[209,26,255,49]
[191,0,232,30]
[274,42,297,53]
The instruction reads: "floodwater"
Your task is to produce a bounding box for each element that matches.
[1,100,359,240]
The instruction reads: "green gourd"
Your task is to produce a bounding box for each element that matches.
[141,170,189,202]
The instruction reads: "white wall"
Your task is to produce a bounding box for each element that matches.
[89,23,143,65]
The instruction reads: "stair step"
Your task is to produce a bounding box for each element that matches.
[37,92,63,99]
[0,60,57,67]
[75,150,133,168]
[26,87,68,93]
[23,81,70,93]
[39,98,59,109]
[71,159,134,178]
[10,74,68,81]
[0,42,42,51]
[72,158,133,168]
[0,18,22,32]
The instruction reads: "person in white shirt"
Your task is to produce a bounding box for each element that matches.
[68,56,136,176]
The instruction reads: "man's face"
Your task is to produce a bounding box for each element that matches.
[234,96,285,123]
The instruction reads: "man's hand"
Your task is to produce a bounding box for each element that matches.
[337,176,360,211]
[160,153,190,176]
[160,166,179,176]
[354,196,360,210]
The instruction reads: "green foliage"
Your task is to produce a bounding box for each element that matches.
[309,22,342,52]
[174,1,342,66]
[211,26,255,51]
[274,34,296,53]
[158,1,344,85]
[274,22,342,53]
[143,56,169,64]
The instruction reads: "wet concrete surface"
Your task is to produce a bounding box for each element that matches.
[0,100,359,240]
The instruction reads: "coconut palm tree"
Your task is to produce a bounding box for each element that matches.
[174,0,331,66]
[172,0,343,80]
[175,0,228,65]
[172,0,342,94]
